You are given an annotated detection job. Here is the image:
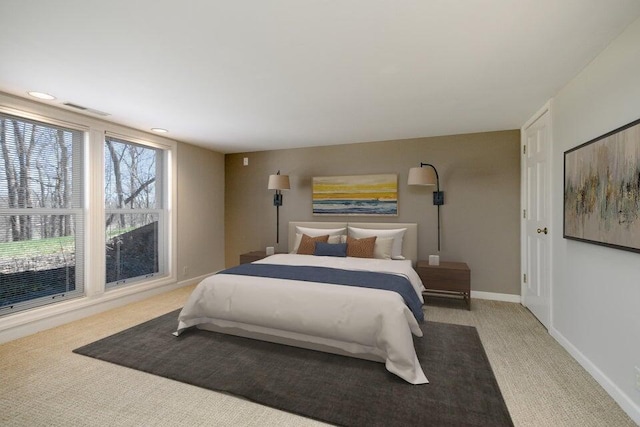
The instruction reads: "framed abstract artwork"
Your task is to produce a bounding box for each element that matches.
[312,174,398,216]
[564,117,640,253]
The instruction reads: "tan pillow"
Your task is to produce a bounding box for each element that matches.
[346,236,377,258]
[297,234,329,255]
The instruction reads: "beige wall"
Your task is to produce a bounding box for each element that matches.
[177,142,226,279]
[225,130,521,295]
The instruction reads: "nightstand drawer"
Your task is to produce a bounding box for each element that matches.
[239,251,284,264]
[419,268,469,291]
[239,251,269,264]
[416,260,471,310]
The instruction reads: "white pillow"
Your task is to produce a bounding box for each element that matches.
[291,231,345,253]
[295,226,346,237]
[328,235,343,244]
[373,237,394,260]
[348,227,406,260]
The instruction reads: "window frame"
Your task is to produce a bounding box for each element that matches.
[103,132,170,289]
[0,107,88,314]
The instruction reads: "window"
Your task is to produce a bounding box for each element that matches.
[0,102,176,327]
[104,135,166,288]
[0,112,85,314]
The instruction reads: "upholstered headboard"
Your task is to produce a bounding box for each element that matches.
[288,221,418,265]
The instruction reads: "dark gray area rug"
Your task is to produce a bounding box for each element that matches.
[74,310,513,427]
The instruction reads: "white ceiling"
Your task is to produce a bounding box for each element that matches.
[1,1,640,154]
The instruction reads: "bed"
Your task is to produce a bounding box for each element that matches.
[176,222,428,384]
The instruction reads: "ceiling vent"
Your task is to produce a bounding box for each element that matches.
[63,102,111,117]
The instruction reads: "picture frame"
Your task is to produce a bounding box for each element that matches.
[564,117,640,253]
[312,174,398,216]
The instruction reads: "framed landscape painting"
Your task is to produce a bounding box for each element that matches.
[564,117,640,253]
[312,174,398,216]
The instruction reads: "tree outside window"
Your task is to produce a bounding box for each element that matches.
[104,136,164,287]
[0,113,84,312]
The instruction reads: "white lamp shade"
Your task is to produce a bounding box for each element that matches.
[268,174,290,190]
[408,167,436,186]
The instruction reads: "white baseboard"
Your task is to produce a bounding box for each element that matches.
[550,326,640,425]
[0,273,211,345]
[471,290,521,303]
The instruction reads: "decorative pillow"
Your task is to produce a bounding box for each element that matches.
[346,236,377,258]
[314,242,347,257]
[292,227,346,253]
[297,234,329,255]
[292,233,343,253]
[348,227,407,260]
[373,237,394,260]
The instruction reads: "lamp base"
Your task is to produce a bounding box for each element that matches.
[432,191,444,205]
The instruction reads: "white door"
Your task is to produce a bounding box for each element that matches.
[522,105,551,329]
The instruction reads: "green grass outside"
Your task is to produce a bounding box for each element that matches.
[0,235,75,260]
[0,226,141,261]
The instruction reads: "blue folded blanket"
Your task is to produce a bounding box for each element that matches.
[221,263,424,322]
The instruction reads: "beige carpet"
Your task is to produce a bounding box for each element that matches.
[0,286,635,427]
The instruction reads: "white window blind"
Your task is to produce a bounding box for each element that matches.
[104,135,166,288]
[0,112,85,314]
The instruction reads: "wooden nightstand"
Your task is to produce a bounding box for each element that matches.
[239,251,283,264]
[416,260,471,310]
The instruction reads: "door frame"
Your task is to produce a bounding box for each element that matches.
[520,100,553,328]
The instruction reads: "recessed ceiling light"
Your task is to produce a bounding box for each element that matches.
[151,128,168,133]
[28,91,56,100]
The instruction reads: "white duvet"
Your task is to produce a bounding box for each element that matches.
[176,254,428,384]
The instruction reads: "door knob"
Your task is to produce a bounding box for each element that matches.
[537,227,548,234]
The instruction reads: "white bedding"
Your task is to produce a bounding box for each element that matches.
[176,253,428,384]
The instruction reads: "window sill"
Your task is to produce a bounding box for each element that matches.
[0,274,200,345]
